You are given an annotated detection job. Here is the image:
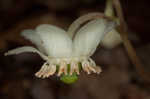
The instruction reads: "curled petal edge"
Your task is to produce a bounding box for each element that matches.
[4,46,48,61]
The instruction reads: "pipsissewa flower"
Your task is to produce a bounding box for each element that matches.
[5,13,116,79]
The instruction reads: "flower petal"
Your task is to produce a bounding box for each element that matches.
[68,13,105,38]
[21,29,47,54]
[35,24,72,58]
[73,19,116,56]
[4,46,48,61]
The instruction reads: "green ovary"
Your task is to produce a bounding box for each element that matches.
[60,73,78,84]
[59,63,82,84]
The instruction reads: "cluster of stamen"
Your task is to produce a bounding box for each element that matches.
[35,57,102,78]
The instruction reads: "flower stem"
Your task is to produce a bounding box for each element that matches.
[113,0,150,82]
[104,0,114,17]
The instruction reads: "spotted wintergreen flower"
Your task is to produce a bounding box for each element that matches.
[5,13,116,79]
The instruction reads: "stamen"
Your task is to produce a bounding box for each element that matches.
[35,62,57,78]
[35,62,49,78]
[57,61,67,76]
[45,64,56,77]
[89,58,102,74]
[89,58,96,66]
[81,58,102,74]
[82,60,91,74]
[70,61,79,75]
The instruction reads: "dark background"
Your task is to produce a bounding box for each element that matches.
[0,0,150,99]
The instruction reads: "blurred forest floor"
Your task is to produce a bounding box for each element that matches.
[0,0,150,99]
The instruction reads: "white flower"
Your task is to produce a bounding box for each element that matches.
[5,14,116,78]
[101,28,122,49]
[102,0,122,49]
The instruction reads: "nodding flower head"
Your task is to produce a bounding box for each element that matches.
[5,13,116,81]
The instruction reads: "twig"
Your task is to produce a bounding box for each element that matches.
[104,0,115,17]
[113,0,150,82]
